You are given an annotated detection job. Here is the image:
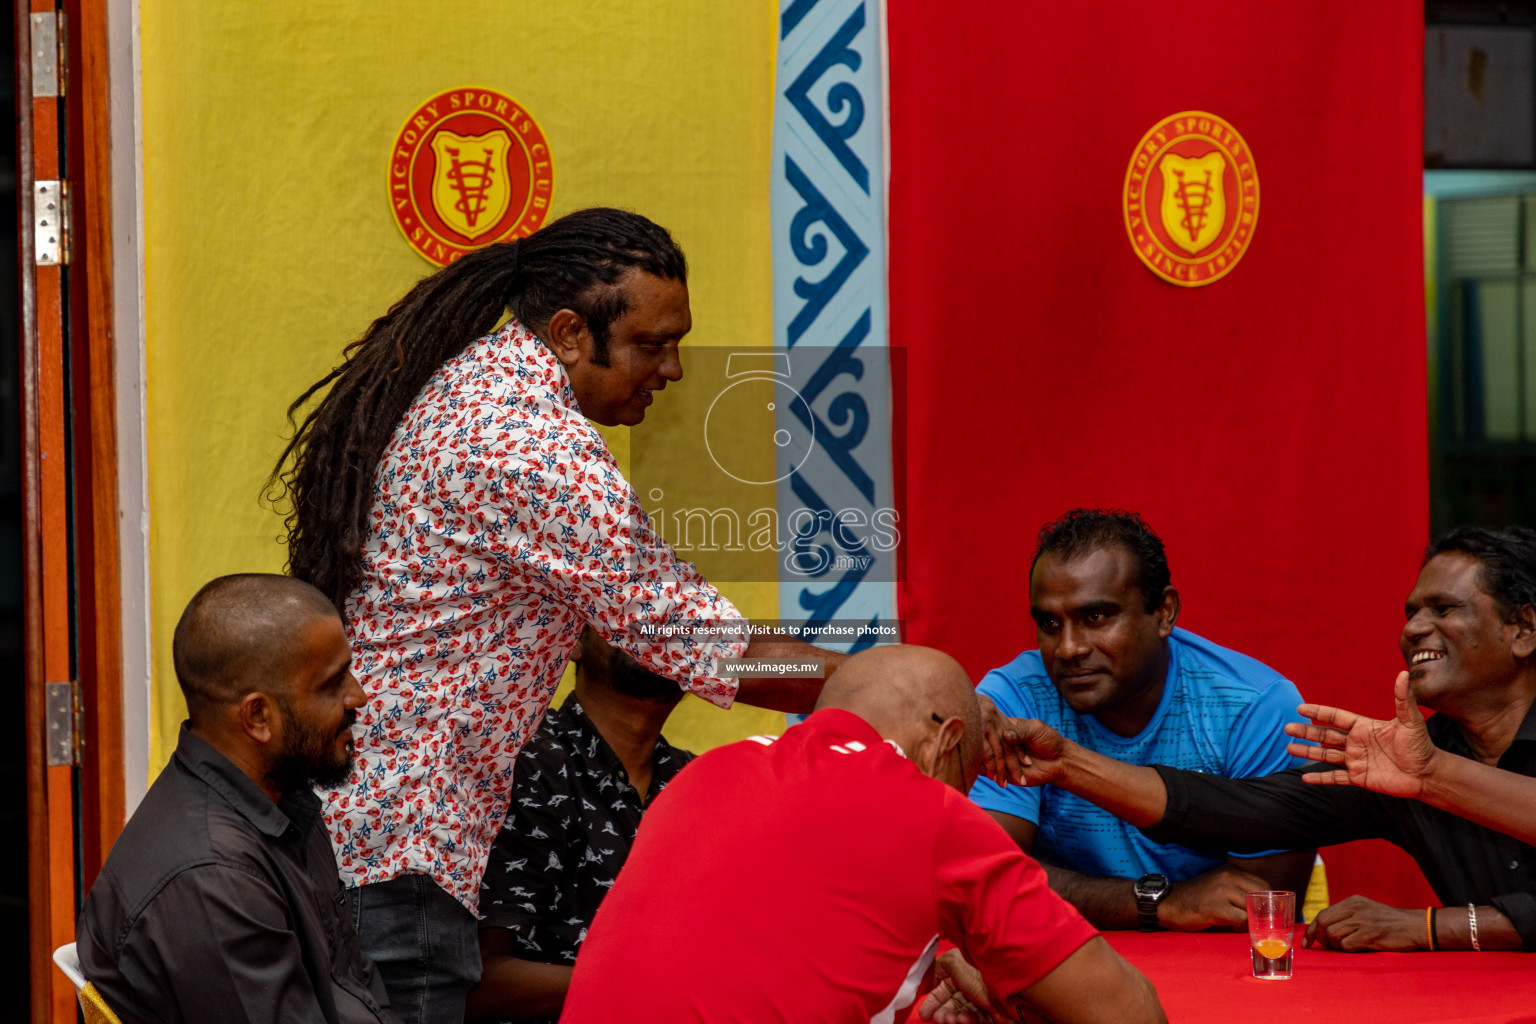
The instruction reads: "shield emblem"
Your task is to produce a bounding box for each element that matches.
[430,129,514,240]
[1158,151,1227,254]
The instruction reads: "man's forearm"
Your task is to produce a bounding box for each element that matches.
[466,955,573,1020]
[733,635,850,714]
[1006,936,1167,1024]
[1042,864,1142,930]
[1417,751,1536,847]
[1434,905,1524,952]
[1050,741,1169,827]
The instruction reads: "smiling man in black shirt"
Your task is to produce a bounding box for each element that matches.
[466,628,694,1024]
[1006,525,1536,953]
[77,574,396,1024]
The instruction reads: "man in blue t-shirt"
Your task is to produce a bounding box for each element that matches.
[970,509,1315,931]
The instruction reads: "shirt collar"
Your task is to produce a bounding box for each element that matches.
[804,707,889,748]
[551,697,624,775]
[482,317,578,409]
[173,722,314,839]
[1511,697,1536,746]
[1429,696,1536,758]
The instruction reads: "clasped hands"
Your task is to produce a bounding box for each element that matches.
[919,949,996,1024]
[976,696,1066,788]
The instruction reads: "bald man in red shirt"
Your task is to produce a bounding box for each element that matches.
[562,645,1165,1024]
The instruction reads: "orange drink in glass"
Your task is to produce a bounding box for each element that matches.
[1246,891,1295,980]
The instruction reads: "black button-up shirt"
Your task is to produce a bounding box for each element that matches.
[1144,700,1536,948]
[77,724,396,1023]
[479,697,691,1021]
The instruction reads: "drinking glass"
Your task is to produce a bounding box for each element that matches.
[1246,890,1295,980]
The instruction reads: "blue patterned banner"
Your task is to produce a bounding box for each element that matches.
[772,0,896,653]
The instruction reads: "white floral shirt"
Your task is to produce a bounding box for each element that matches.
[320,319,745,913]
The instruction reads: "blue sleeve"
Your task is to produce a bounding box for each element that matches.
[1224,675,1309,859]
[967,669,1043,826]
[1224,677,1307,779]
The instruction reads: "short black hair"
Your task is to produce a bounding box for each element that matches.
[1030,508,1171,613]
[172,574,341,721]
[1424,525,1536,620]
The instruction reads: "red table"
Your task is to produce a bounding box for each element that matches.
[1105,931,1536,1024]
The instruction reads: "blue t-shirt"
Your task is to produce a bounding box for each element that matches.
[969,627,1305,881]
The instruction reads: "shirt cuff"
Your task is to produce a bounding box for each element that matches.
[694,635,749,710]
[1139,765,1192,844]
[1490,892,1536,951]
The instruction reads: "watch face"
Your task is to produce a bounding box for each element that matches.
[1135,874,1170,899]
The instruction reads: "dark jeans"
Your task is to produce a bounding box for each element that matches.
[347,874,482,1024]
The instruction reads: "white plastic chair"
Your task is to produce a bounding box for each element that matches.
[52,941,122,1024]
[51,942,85,990]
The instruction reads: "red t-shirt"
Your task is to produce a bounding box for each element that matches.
[562,708,1097,1023]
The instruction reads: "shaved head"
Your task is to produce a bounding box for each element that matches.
[172,574,342,723]
[815,645,984,783]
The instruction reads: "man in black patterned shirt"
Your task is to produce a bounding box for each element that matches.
[466,628,694,1024]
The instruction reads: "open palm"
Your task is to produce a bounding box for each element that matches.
[1284,671,1437,798]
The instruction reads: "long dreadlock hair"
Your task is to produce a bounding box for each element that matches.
[270,207,688,610]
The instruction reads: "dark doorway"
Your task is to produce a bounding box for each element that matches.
[1426,2,1536,531]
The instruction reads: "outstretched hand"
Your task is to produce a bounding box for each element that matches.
[1283,671,1438,799]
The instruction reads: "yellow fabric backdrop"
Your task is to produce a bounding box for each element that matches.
[141,1,781,775]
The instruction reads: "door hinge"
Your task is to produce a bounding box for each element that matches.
[45,680,81,768]
[34,179,69,266]
[30,11,66,99]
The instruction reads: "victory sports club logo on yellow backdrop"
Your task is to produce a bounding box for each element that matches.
[1122,111,1258,287]
[388,87,554,265]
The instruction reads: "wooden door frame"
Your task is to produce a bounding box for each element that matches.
[19,0,124,1020]
[63,0,124,890]
[19,3,75,1020]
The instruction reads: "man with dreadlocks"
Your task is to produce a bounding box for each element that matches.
[273,209,1025,1023]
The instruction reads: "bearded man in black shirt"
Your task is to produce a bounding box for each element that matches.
[466,628,694,1024]
[1008,525,1536,953]
[77,574,396,1024]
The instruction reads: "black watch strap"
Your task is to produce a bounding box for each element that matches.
[1134,873,1169,931]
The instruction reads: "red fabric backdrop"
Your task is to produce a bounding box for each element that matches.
[887,1,1434,908]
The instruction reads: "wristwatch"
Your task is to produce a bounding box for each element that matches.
[1134,873,1170,931]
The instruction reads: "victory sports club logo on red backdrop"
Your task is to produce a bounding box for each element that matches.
[388,87,554,266]
[1123,111,1259,287]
